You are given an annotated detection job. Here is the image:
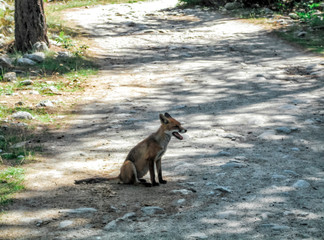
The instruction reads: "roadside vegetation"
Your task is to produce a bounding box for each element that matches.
[178,0,324,54]
[0,0,134,207]
[0,167,24,206]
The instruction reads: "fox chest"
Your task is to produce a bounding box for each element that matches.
[154,148,166,162]
[153,136,170,161]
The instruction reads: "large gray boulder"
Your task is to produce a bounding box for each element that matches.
[0,54,13,69]
[17,58,37,66]
[23,52,46,63]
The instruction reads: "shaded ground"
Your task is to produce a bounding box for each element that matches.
[1,0,323,239]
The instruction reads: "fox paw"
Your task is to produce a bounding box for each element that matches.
[159,180,167,184]
[144,182,159,187]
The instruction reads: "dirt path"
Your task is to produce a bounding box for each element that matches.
[1,0,324,239]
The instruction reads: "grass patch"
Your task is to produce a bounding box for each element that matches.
[0,82,17,96]
[226,8,324,55]
[37,51,98,76]
[0,112,43,165]
[0,167,24,206]
[275,26,324,54]
[0,105,55,123]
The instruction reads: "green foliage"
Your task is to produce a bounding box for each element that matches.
[38,52,98,76]
[0,114,41,165]
[55,31,74,49]
[297,10,324,26]
[0,105,51,123]
[0,167,24,205]
[54,31,91,56]
[295,2,324,27]
[276,25,324,53]
[275,0,323,12]
[275,0,324,28]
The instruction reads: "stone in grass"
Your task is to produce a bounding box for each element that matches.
[0,55,13,68]
[10,141,29,149]
[29,90,40,95]
[20,80,34,86]
[41,86,59,94]
[3,72,16,82]
[33,41,49,52]
[56,51,74,60]
[12,111,34,120]
[17,58,37,66]
[297,31,307,38]
[289,13,299,19]
[36,100,54,107]
[23,52,46,63]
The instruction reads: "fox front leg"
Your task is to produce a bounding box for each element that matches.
[148,160,159,187]
[156,158,167,184]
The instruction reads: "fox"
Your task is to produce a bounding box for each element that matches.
[75,112,187,187]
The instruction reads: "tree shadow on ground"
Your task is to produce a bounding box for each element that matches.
[1,4,323,240]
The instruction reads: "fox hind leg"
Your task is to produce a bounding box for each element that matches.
[119,160,140,185]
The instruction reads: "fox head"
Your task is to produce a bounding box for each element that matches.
[159,112,187,140]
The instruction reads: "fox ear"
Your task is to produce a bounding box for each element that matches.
[164,112,172,118]
[160,114,169,124]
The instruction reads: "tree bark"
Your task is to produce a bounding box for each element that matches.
[14,0,49,52]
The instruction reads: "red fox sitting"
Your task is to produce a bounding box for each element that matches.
[75,113,187,187]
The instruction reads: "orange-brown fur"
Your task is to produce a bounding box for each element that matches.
[74,113,186,186]
[119,112,186,187]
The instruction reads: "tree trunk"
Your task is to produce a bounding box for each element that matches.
[14,0,49,52]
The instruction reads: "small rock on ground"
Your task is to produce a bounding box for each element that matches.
[141,206,164,215]
[12,111,34,120]
[293,180,311,189]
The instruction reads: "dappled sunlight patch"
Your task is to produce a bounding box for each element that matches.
[259,186,294,195]
[59,158,109,171]
[216,113,270,127]
[0,207,95,238]
[201,220,253,234]
[29,168,64,181]
[1,0,322,238]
